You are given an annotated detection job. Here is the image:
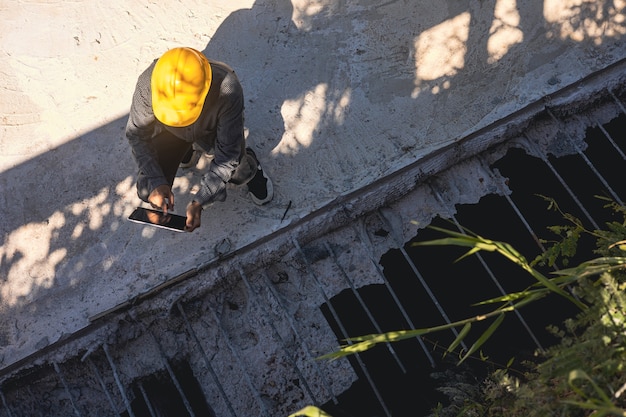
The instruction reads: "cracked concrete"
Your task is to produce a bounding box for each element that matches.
[1,0,626,379]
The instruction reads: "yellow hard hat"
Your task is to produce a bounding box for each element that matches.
[151,47,212,127]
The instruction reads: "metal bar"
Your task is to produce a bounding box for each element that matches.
[292,238,392,417]
[145,329,196,417]
[206,299,271,417]
[545,108,623,207]
[476,151,549,254]
[524,136,600,230]
[574,142,623,205]
[177,302,239,417]
[321,241,407,374]
[261,271,340,404]
[377,209,466,350]
[138,381,158,417]
[237,267,319,405]
[470,249,544,351]
[26,387,45,417]
[608,88,626,116]
[0,389,13,417]
[353,221,437,368]
[596,122,626,161]
[102,344,135,417]
[482,150,585,309]
[53,362,82,417]
[430,181,545,353]
[85,356,120,416]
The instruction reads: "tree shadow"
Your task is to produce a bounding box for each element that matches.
[1,0,625,369]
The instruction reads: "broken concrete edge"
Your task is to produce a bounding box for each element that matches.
[1,57,625,384]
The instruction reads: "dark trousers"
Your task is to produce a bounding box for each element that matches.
[137,131,256,202]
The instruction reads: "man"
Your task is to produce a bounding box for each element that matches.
[126,47,273,232]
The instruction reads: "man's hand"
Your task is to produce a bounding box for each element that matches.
[185,201,203,232]
[148,185,174,213]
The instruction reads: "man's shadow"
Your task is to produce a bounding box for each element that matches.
[201,1,292,154]
[201,0,344,157]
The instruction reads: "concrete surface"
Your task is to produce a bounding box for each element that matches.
[1,0,625,370]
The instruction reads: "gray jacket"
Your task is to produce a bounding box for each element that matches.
[125,59,245,207]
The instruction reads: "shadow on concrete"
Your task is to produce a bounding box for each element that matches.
[1,0,625,367]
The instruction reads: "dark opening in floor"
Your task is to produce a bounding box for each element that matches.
[120,360,215,417]
[321,109,626,417]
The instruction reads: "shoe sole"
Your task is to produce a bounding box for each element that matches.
[249,172,274,205]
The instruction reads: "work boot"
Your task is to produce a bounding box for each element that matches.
[246,148,273,205]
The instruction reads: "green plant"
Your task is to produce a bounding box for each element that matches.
[319,198,626,416]
[455,265,626,416]
[318,224,591,364]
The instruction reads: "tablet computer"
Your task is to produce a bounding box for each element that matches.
[128,207,187,232]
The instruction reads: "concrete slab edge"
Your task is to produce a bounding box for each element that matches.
[2,57,626,382]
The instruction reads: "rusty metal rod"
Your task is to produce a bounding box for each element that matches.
[524,135,600,230]
[237,267,319,405]
[261,270,340,404]
[293,238,392,417]
[103,344,135,417]
[85,356,120,416]
[596,122,626,161]
[322,241,407,374]
[145,329,196,417]
[430,179,545,353]
[137,381,158,417]
[53,362,82,417]
[177,301,238,417]
[206,300,271,417]
[353,220,437,368]
[377,209,465,349]
[545,108,623,208]
[609,89,626,115]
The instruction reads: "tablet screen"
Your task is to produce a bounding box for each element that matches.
[128,207,187,232]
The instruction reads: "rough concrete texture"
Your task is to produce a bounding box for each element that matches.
[1,0,626,374]
[1,90,623,415]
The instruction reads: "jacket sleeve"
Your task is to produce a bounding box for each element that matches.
[125,63,168,195]
[194,71,245,208]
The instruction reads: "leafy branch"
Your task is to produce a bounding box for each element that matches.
[312,198,626,417]
[318,225,596,364]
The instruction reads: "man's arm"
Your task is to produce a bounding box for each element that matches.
[125,63,169,195]
[193,71,245,208]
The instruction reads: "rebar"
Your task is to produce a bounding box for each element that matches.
[53,362,82,417]
[144,328,196,417]
[354,220,437,368]
[237,266,319,405]
[85,356,120,416]
[206,298,271,417]
[524,135,600,230]
[293,238,392,417]
[137,380,158,417]
[430,180,545,352]
[177,301,239,417]
[261,270,340,404]
[322,241,407,374]
[377,208,465,348]
[0,389,13,417]
[103,344,135,417]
